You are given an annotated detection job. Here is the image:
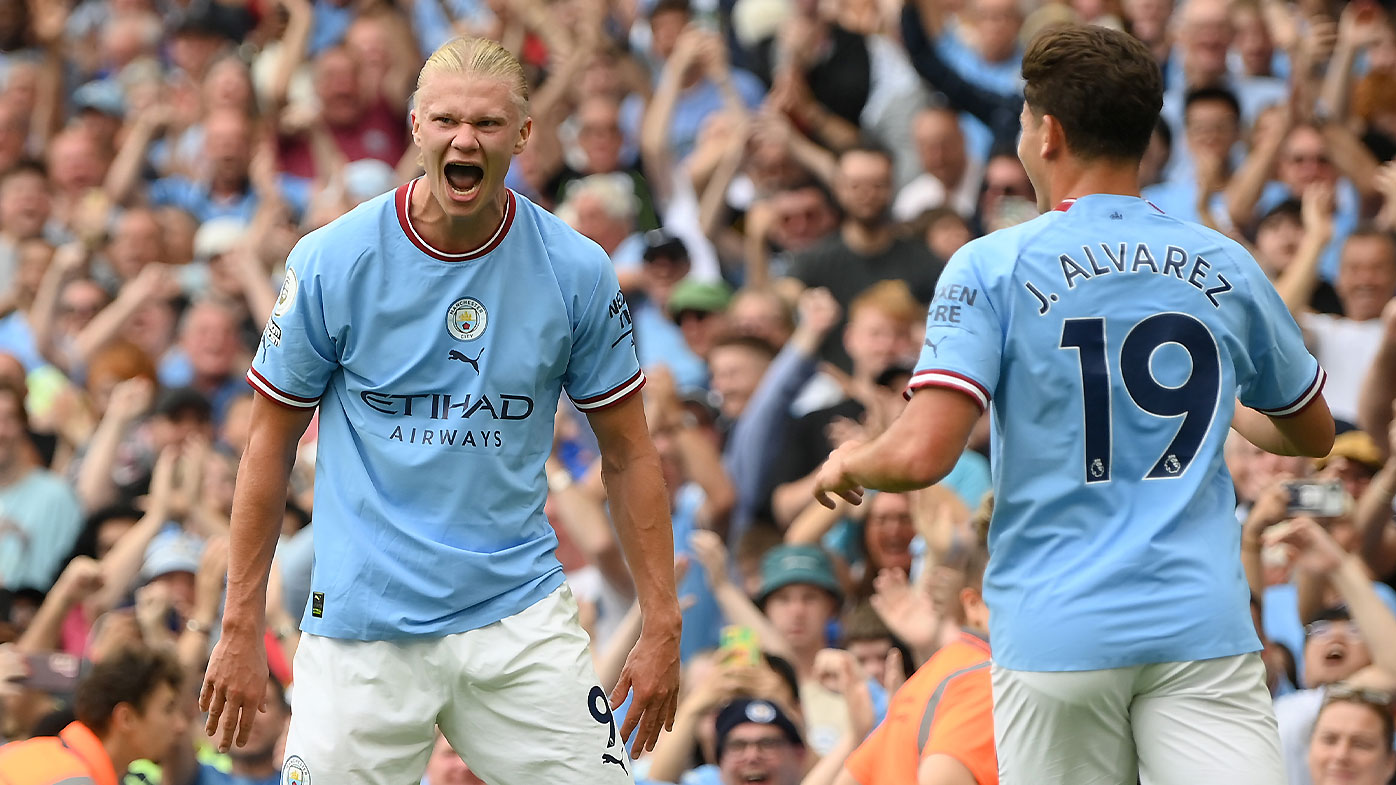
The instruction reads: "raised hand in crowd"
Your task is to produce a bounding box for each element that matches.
[1375,162,1396,232]
[1265,516,1396,679]
[0,644,25,699]
[869,567,938,663]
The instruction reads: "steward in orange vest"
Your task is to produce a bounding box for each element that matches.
[0,648,186,785]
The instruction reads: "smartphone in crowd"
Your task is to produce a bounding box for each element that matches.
[718,625,761,668]
[21,652,84,694]
[1283,479,1348,519]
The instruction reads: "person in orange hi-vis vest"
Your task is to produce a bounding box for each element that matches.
[841,516,997,785]
[0,647,186,785]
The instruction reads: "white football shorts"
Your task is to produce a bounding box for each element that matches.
[280,583,634,785]
[991,652,1284,785]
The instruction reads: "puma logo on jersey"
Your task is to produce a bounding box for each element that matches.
[601,753,628,772]
[447,348,483,373]
[924,336,944,357]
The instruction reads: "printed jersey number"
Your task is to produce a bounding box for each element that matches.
[589,685,629,772]
[1059,313,1220,484]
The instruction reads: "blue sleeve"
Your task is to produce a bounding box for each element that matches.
[906,243,1003,412]
[564,247,646,411]
[1234,251,1324,416]
[247,239,340,408]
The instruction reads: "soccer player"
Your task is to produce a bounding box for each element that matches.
[812,24,1335,785]
[200,38,680,785]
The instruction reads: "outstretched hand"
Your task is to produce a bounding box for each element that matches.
[813,443,866,509]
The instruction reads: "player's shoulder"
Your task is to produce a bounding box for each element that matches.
[1150,209,1254,260]
[950,212,1062,278]
[513,191,614,279]
[287,190,394,277]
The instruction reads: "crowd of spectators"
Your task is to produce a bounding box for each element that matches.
[0,0,1394,783]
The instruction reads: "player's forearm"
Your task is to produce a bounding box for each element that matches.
[845,431,953,493]
[602,449,681,624]
[1231,405,1310,456]
[223,428,300,631]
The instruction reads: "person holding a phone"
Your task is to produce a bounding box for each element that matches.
[1264,517,1396,785]
[812,23,1335,785]
[0,647,186,784]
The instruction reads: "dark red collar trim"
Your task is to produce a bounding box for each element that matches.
[395,178,515,262]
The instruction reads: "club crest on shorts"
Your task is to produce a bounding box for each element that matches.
[446,297,488,341]
[273,267,298,318]
[282,755,311,785]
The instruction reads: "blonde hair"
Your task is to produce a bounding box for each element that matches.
[415,37,530,117]
[848,279,923,326]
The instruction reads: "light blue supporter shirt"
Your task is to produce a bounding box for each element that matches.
[247,180,646,640]
[909,193,1324,671]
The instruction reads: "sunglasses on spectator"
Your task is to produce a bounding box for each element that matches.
[1286,153,1331,166]
[1305,620,1361,640]
[1324,684,1394,710]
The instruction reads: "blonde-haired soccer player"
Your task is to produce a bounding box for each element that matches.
[202,37,680,785]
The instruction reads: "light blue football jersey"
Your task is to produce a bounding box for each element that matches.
[248,180,645,640]
[910,194,1324,671]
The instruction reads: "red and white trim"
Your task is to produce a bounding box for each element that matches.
[1256,366,1327,418]
[394,178,515,262]
[904,369,990,412]
[246,368,320,410]
[571,370,646,411]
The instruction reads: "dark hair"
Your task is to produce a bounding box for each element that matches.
[0,159,47,184]
[649,0,691,18]
[1183,86,1241,123]
[838,142,895,168]
[840,601,892,645]
[74,647,184,735]
[1153,115,1173,151]
[67,505,146,562]
[761,652,801,705]
[711,333,778,362]
[1258,198,1303,233]
[911,206,971,236]
[1021,24,1163,161]
[1343,225,1396,258]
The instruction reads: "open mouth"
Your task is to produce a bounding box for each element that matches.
[444,162,484,197]
[739,771,772,783]
[1324,644,1347,663]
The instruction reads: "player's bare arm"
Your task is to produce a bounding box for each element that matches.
[1231,397,1336,458]
[586,392,682,758]
[201,394,315,752]
[813,386,981,508]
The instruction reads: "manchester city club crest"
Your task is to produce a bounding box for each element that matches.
[273,267,298,318]
[282,755,311,785]
[446,297,488,341]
